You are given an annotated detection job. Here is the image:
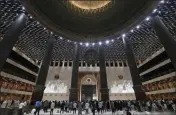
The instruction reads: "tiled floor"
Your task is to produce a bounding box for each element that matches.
[26,109,176,115]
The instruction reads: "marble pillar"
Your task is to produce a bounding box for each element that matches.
[31,38,54,103]
[99,46,109,101]
[152,16,176,70]
[0,13,27,71]
[122,36,146,100]
[69,44,80,101]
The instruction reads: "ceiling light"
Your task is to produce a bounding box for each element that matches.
[80,42,83,45]
[153,9,157,13]
[136,25,140,29]
[68,40,70,42]
[44,27,46,30]
[99,42,102,45]
[145,16,150,21]
[30,16,32,19]
[22,7,25,10]
[131,29,134,32]
[86,43,89,47]
[59,37,63,39]
[111,39,114,42]
[160,0,165,4]
[122,34,126,38]
[92,43,95,46]
[105,40,109,44]
[50,32,53,34]
[70,1,111,10]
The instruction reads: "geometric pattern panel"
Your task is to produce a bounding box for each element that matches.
[0,0,176,62]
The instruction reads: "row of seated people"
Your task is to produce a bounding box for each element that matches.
[0,92,31,107]
[147,92,176,100]
[0,76,34,92]
[142,76,176,92]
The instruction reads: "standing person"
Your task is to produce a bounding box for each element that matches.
[97,101,100,114]
[69,102,73,113]
[98,101,103,114]
[91,101,96,115]
[85,101,89,114]
[73,101,77,114]
[65,101,69,113]
[43,100,49,113]
[60,101,65,114]
[102,101,106,113]
[146,101,151,111]
[43,101,46,113]
[19,101,25,115]
[34,101,41,115]
[111,101,115,114]
[50,101,55,115]
[78,102,82,115]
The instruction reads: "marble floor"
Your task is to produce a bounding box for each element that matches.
[26,109,176,115]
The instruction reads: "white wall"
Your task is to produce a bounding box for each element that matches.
[43,93,69,101]
[43,66,72,101]
[106,67,135,100]
[106,67,132,88]
[43,66,135,101]
[110,93,136,100]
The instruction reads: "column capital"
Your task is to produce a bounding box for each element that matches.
[133,85,143,92]
[69,88,79,93]
[69,88,79,101]
[100,88,109,94]
[33,85,45,92]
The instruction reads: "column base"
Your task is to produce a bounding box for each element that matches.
[133,85,146,100]
[100,88,109,101]
[31,85,45,105]
[69,88,79,101]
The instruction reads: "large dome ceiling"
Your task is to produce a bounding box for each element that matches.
[20,0,157,42]
[1,0,176,62]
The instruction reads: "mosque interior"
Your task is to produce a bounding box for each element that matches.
[0,0,176,102]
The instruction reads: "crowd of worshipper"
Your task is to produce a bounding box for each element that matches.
[1,99,176,115]
[0,99,31,115]
[32,100,176,115]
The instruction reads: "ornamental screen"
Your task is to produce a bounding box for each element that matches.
[110,80,134,93]
[44,80,67,93]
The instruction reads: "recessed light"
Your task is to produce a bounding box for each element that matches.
[122,34,126,38]
[105,40,109,44]
[145,16,150,21]
[136,25,140,29]
[153,9,157,13]
[86,43,89,46]
[99,42,102,45]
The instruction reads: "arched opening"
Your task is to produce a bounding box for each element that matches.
[79,74,99,101]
